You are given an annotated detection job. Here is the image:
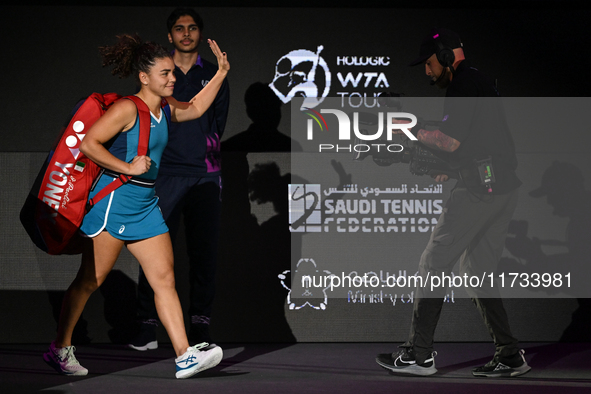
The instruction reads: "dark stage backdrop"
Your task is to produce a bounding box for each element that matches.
[1,4,589,343]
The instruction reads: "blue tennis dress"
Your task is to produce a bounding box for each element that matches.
[80,108,169,240]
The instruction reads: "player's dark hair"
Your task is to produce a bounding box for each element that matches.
[99,33,171,84]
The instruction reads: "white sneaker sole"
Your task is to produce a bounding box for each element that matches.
[376,357,438,376]
[127,340,158,351]
[176,346,223,379]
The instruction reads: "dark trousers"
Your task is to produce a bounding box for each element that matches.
[137,175,222,323]
[407,185,520,364]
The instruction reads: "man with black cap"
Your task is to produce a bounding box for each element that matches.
[375,28,530,377]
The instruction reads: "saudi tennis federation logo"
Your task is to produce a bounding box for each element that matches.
[289,184,321,232]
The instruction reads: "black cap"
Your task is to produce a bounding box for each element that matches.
[529,161,585,198]
[409,28,463,66]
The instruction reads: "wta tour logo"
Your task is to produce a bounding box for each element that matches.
[289,184,322,232]
[269,46,331,110]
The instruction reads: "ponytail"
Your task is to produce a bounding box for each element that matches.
[99,33,171,83]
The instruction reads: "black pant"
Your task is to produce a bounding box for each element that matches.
[137,175,221,323]
[406,185,520,364]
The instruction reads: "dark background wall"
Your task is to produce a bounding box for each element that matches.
[1,2,589,344]
[3,3,589,152]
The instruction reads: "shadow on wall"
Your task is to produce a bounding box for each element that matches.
[501,161,591,341]
[216,82,357,341]
[214,82,300,342]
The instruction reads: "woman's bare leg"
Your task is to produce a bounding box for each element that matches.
[54,233,124,347]
[127,232,189,357]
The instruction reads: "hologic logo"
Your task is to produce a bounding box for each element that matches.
[269,46,331,110]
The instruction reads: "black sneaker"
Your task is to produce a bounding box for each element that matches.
[188,320,213,345]
[127,320,158,351]
[376,346,437,376]
[472,349,531,377]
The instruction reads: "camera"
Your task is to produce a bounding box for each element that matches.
[352,93,458,178]
[354,129,458,178]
